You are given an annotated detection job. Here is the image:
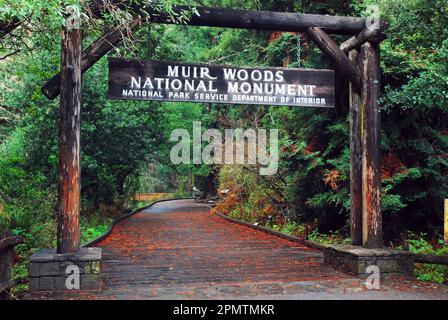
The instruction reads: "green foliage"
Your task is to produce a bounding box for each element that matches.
[212,0,447,284]
[400,233,448,283]
[307,229,351,246]
[0,0,447,290]
[376,0,448,239]
[8,215,113,297]
[279,221,306,235]
[80,216,112,244]
[0,2,211,297]
[0,128,56,247]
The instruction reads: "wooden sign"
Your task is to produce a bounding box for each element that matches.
[108,58,335,108]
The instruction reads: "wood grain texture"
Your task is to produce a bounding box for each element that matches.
[340,27,386,54]
[42,20,141,99]
[361,42,382,249]
[307,27,362,91]
[87,3,373,35]
[152,6,369,35]
[0,236,24,252]
[57,28,82,254]
[349,49,363,246]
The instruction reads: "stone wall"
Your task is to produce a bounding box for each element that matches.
[29,247,101,292]
[324,244,414,277]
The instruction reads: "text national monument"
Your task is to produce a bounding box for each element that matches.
[108,58,335,108]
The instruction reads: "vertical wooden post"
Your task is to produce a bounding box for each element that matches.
[361,42,382,248]
[444,199,448,244]
[0,231,12,300]
[57,26,82,254]
[349,49,363,246]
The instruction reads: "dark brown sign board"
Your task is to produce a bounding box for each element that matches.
[108,58,335,108]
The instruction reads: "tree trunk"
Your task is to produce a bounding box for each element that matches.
[199,171,217,200]
[361,42,382,248]
[57,27,82,254]
[349,49,363,246]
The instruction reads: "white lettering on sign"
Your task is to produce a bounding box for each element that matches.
[108,59,335,108]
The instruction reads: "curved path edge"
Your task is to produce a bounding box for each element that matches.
[215,211,326,251]
[30,199,448,300]
[83,197,195,247]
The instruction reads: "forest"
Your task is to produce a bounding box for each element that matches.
[0,0,447,295]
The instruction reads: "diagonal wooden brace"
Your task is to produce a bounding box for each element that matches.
[307,27,362,92]
[42,20,141,99]
[340,27,386,54]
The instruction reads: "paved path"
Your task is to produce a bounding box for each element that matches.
[31,199,448,299]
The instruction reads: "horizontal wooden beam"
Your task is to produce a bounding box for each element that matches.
[87,0,128,18]
[42,20,141,99]
[42,4,388,99]
[86,2,383,35]
[306,27,362,90]
[150,6,371,35]
[340,27,386,54]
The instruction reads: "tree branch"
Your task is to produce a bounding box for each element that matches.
[0,49,20,60]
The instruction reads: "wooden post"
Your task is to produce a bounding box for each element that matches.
[42,20,141,99]
[361,42,382,248]
[0,233,23,300]
[444,199,448,244]
[57,25,82,254]
[349,49,363,246]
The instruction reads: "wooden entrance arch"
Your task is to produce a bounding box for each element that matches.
[41,4,388,253]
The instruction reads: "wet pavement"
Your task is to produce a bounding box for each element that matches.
[30,199,448,300]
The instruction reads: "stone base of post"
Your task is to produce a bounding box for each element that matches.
[29,247,101,292]
[324,244,414,277]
